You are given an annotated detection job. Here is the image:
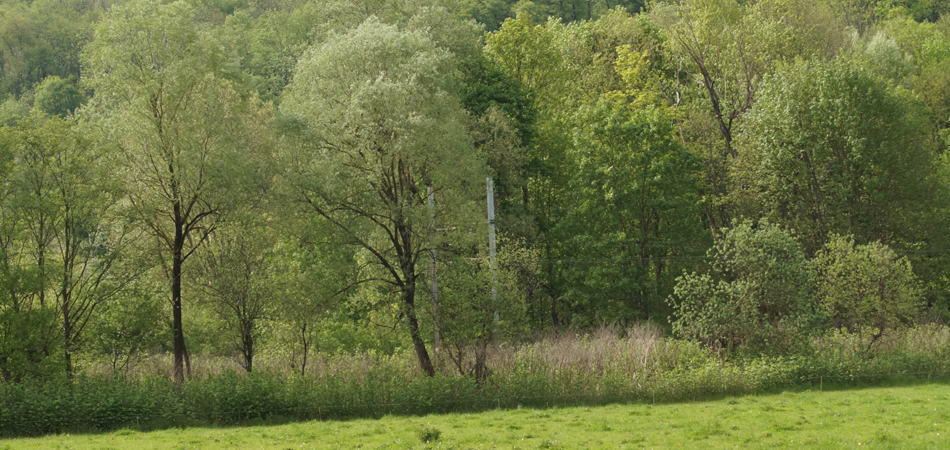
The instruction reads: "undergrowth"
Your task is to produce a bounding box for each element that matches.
[2,324,949,437]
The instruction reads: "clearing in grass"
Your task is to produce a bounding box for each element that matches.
[3,382,949,449]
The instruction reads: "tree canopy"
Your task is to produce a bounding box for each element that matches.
[2,0,950,379]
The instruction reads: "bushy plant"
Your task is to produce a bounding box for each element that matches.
[668,220,823,355]
[4,324,950,437]
[815,235,922,351]
[416,425,442,443]
[0,307,62,382]
[435,238,536,381]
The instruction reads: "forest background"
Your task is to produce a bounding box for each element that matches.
[4,0,950,428]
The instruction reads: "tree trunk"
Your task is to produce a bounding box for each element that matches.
[38,219,46,308]
[403,285,435,376]
[63,296,73,378]
[473,341,489,385]
[299,323,310,377]
[241,327,253,373]
[172,221,187,384]
[62,213,73,379]
[63,331,72,378]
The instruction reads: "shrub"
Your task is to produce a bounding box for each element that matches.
[815,235,922,350]
[416,425,442,443]
[668,220,823,355]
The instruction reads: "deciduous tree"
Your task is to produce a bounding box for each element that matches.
[815,235,922,350]
[82,0,268,382]
[561,99,705,325]
[733,59,939,257]
[669,220,821,355]
[281,18,484,376]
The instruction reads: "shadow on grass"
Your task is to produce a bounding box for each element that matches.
[28,374,950,440]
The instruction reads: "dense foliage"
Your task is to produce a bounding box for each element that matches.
[1,0,950,398]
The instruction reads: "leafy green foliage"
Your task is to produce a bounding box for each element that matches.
[83,0,271,382]
[5,0,950,419]
[435,240,538,378]
[0,307,60,382]
[560,99,705,325]
[4,324,950,437]
[32,76,85,118]
[460,56,537,148]
[0,0,96,99]
[416,424,442,443]
[669,220,821,355]
[281,16,486,376]
[734,58,940,256]
[89,278,166,377]
[815,235,922,346]
[193,221,279,373]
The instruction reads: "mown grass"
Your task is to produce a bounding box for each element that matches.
[3,381,949,449]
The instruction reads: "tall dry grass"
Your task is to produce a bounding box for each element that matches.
[10,323,950,437]
[79,322,950,387]
[81,323,690,382]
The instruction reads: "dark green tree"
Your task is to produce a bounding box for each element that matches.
[561,99,705,325]
[733,59,941,257]
[33,76,85,118]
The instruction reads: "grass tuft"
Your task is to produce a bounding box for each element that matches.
[416,424,441,443]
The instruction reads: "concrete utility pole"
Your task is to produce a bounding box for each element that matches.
[428,186,441,353]
[487,177,499,346]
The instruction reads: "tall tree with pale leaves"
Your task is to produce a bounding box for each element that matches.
[82,0,270,383]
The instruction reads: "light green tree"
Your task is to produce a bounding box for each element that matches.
[651,0,847,235]
[485,13,576,327]
[281,18,485,376]
[192,217,279,373]
[11,115,134,377]
[0,126,58,381]
[669,220,821,355]
[436,238,537,381]
[815,235,922,350]
[875,14,950,153]
[82,0,269,382]
[89,274,166,376]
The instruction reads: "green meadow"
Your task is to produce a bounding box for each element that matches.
[4,382,948,450]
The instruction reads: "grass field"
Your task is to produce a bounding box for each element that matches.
[3,382,949,449]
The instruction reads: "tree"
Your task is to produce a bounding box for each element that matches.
[0,0,94,99]
[560,99,705,325]
[436,238,536,381]
[193,219,276,373]
[651,0,846,234]
[669,220,821,355]
[485,13,576,328]
[281,18,484,376]
[878,14,950,153]
[0,120,56,381]
[33,76,85,118]
[9,115,134,377]
[815,235,921,350]
[276,232,353,376]
[0,137,58,380]
[82,0,268,382]
[733,58,939,257]
[89,274,166,376]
